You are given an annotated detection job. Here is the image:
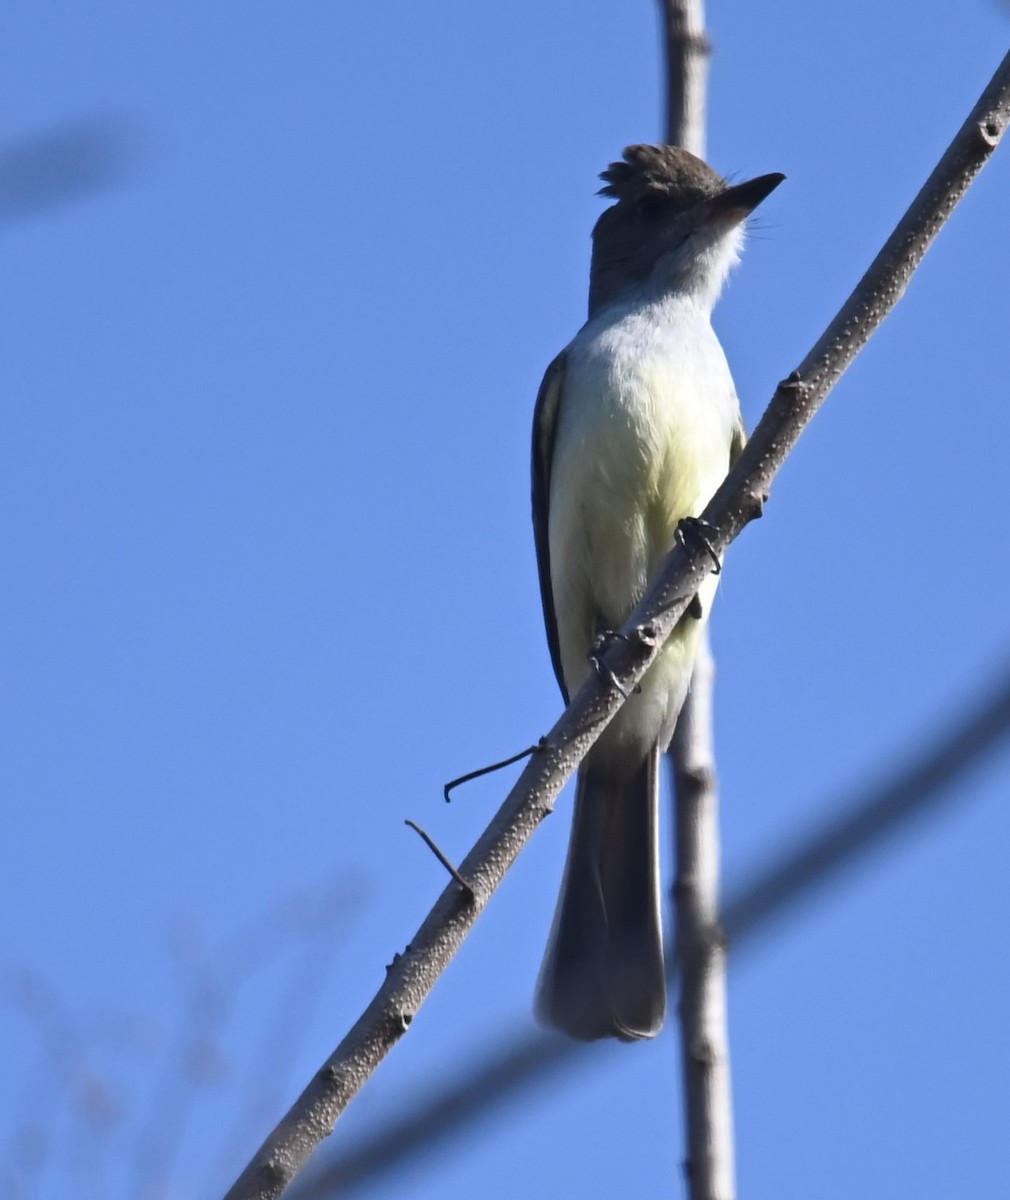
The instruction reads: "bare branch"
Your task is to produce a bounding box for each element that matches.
[671,634,734,1199]
[223,48,1010,1200]
[658,0,710,154]
[659,0,735,1192]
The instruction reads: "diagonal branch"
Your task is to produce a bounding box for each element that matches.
[223,47,1010,1200]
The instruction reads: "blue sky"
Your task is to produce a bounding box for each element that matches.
[3,3,1009,1198]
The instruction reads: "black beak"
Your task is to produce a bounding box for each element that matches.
[700,172,785,222]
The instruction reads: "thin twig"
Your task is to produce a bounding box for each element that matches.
[404,821,474,899]
[443,742,542,802]
[293,663,1010,1199]
[658,0,710,155]
[223,49,1010,1200]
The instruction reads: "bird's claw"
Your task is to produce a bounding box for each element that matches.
[675,517,722,575]
[589,652,632,699]
[589,624,643,699]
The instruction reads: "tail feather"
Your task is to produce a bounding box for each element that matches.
[535,743,665,1041]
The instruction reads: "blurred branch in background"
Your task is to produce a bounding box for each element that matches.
[293,663,1010,1199]
[1,972,94,1200]
[134,878,365,1200]
[0,115,142,224]
[1,874,365,1200]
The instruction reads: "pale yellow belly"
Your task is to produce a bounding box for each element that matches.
[548,353,733,760]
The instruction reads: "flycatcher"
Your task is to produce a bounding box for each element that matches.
[532,144,783,1041]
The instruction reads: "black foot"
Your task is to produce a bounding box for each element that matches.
[675,516,722,575]
[589,622,642,700]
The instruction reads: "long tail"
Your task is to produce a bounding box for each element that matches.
[535,742,665,1041]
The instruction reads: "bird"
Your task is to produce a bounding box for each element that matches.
[532,144,783,1041]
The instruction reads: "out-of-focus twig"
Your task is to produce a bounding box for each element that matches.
[294,663,1010,1198]
[2,877,362,1200]
[0,116,139,224]
[127,880,364,1200]
[2,972,85,1200]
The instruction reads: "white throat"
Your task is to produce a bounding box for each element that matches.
[652,221,744,314]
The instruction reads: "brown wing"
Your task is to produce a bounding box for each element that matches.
[531,351,569,703]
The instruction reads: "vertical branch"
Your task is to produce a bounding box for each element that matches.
[670,634,735,1199]
[659,2,735,1197]
[658,0,711,154]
